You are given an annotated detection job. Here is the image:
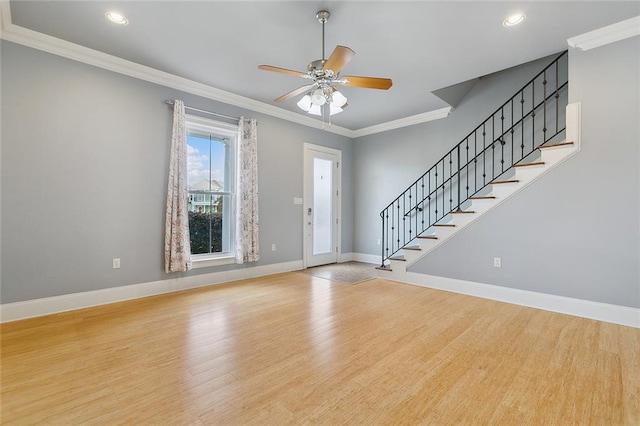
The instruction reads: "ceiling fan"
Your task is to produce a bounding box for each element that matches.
[258,10,392,116]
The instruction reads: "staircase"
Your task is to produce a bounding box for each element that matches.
[377,51,581,280]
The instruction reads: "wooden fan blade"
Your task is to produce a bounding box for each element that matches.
[274,84,315,103]
[340,75,393,90]
[258,65,309,78]
[323,45,355,74]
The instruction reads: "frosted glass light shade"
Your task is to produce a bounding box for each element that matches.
[329,103,343,115]
[310,88,327,105]
[332,90,348,107]
[308,104,322,116]
[297,95,312,111]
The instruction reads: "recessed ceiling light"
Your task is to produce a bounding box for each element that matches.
[503,13,525,27]
[106,11,128,25]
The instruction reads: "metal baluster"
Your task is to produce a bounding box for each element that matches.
[449,152,453,212]
[521,90,525,158]
[465,138,469,200]
[421,176,425,236]
[390,205,394,257]
[456,146,461,210]
[543,70,547,143]
[555,60,559,134]
[491,115,495,180]
[414,183,417,238]
[396,202,400,254]
[483,124,486,185]
[402,195,405,250]
[440,161,447,218]
[474,131,478,193]
[531,81,535,152]
[434,164,438,222]
[428,171,431,227]
[500,107,505,173]
[511,99,514,164]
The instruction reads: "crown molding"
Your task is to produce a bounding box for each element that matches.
[351,107,453,138]
[0,6,452,139]
[0,19,356,138]
[0,1,10,31]
[568,15,640,51]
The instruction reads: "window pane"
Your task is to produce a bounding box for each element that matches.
[313,157,333,255]
[188,193,229,255]
[186,124,234,256]
[187,134,226,190]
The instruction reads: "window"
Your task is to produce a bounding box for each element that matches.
[185,115,237,263]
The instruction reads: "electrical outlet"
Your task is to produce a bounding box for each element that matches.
[272,244,276,251]
[377,239,381,246]
[493,257,502,268]
[113,258,121,269]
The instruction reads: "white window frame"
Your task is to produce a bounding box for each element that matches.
[185,114,238,268]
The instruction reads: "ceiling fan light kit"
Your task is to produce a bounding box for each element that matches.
[258,9,392,121]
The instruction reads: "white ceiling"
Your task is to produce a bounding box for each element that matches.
[6,1,640,130]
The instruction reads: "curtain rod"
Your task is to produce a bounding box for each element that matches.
[164,100,240,122]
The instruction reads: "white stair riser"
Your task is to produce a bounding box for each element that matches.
[389,259,406,273]
[541,146,574,164]
[469,198,499,213]
[489,183,520,198]
[514,165,547,182]
[450,214,477,227]
[403,249,423,263]
[416,238,440,251]
[430,227,457,239]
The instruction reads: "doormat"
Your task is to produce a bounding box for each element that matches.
[300,261,378,284]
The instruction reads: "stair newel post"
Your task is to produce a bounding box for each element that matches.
[380,210,385,267]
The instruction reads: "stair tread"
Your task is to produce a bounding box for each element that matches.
[491,179,519,185]
[514,161,545,168]
[417,235,438,240]
[403,246,421,251]
[538,141,574,149]
[389,256,406,261]
[375,265,392,271]
[451,210,475,214]
[469,196,496,200]
[433,224,456,227]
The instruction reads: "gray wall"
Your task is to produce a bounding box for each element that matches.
[0,41,353,303]
[374,38,639,307]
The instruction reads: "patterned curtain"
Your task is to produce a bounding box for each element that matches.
[236,118,259,264]
[164,100,192,273]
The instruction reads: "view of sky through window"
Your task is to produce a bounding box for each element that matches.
[187,134,225,190]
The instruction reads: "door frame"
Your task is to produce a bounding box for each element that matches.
[303,143,342,269]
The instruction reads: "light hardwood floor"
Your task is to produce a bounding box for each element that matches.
[1,273,638,425]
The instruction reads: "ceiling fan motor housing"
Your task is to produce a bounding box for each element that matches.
[308,59,330,75]
[316,10,330,23]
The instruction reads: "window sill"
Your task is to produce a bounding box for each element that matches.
[191,255,235,269]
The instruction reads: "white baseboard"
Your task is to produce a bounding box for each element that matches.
[338,252,354,263]
[0,260,304,323]
[404,272,639,328]
[351,253,381,265]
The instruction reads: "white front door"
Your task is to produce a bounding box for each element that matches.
[304,144,341,268]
